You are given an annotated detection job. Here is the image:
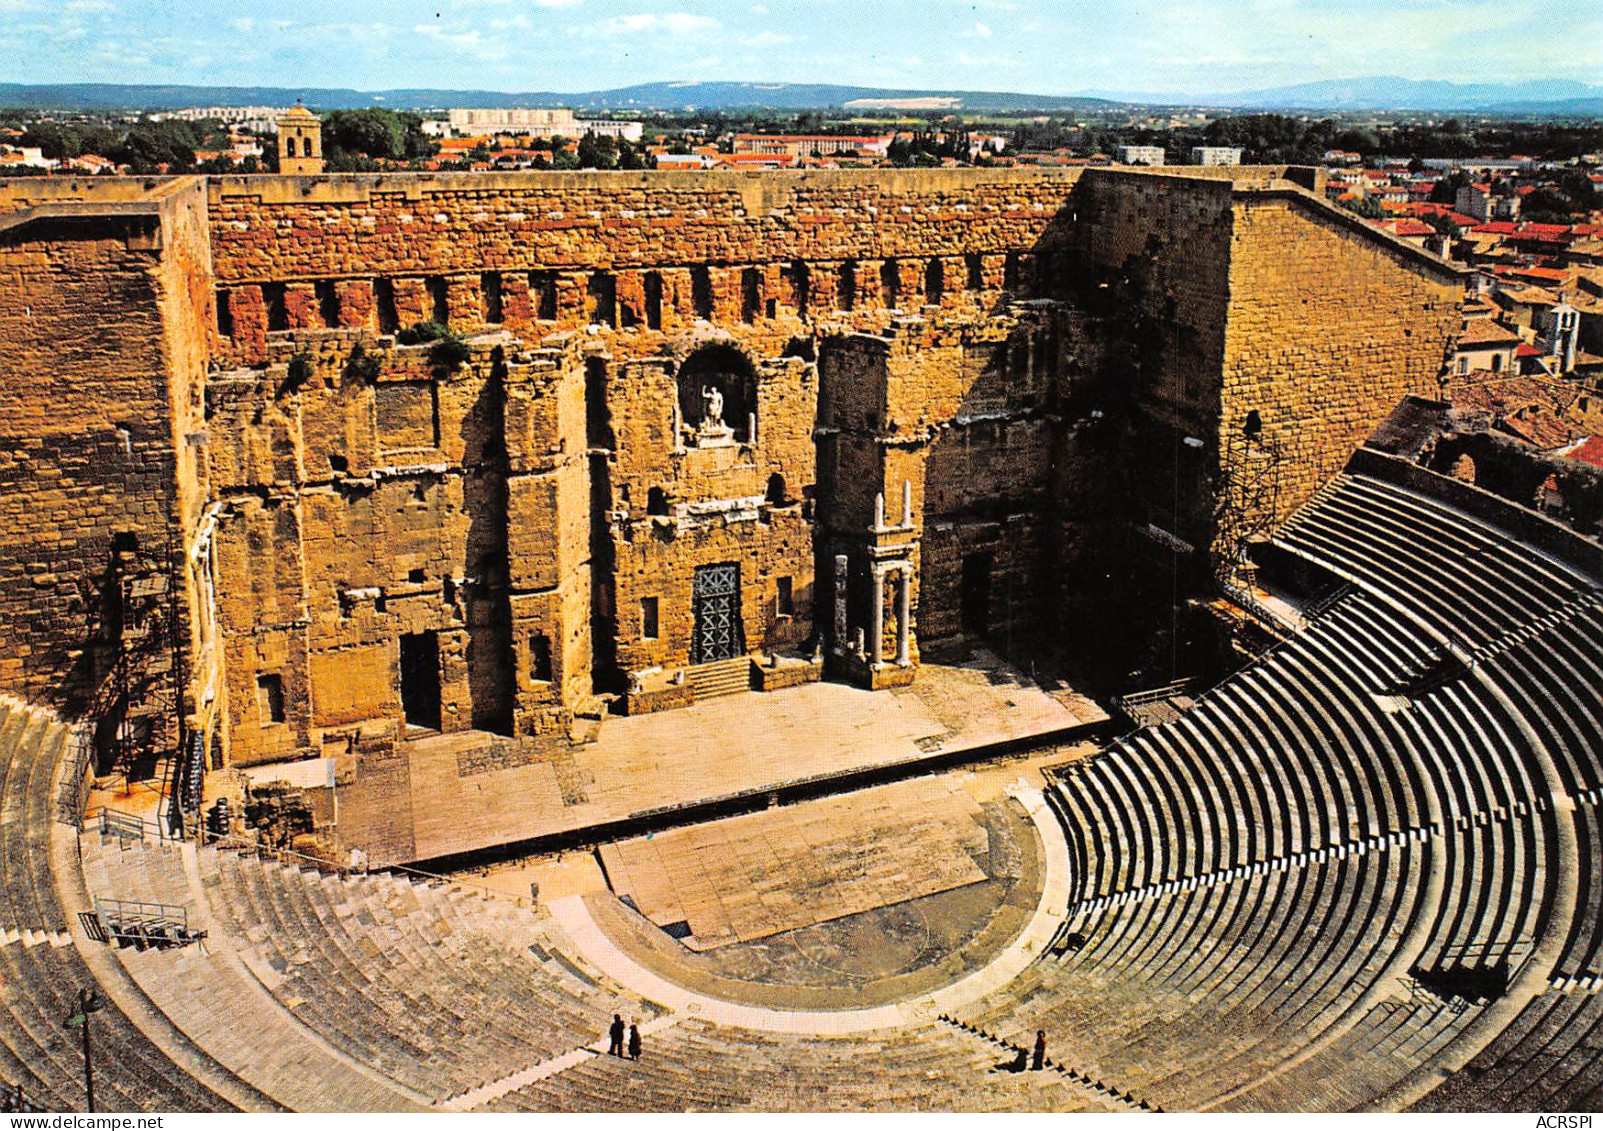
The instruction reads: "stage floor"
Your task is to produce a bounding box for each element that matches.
[334,651,1109,866]
[598,775,989,950]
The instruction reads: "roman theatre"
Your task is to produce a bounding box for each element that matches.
[0,143,1598,1111]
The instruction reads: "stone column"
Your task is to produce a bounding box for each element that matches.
[897,565,912,666]
[832,554,849,652]
[869,567,884,667]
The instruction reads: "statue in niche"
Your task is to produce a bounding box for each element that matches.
[694,381,735,446]
[702,384,725,428]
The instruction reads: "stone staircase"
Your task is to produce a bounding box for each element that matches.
[687,657,752,702]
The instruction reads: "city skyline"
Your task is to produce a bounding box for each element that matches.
[3,0,1600,101]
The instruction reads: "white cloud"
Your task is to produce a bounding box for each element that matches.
[749,2,769,12]
[571,11,720,37]
[964,21,992,38]
[742,30,794,46]
[954,51,1020,67]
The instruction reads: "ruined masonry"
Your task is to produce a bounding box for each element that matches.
[0,166,1464,778]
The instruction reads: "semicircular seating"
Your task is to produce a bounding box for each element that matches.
[3,458,1599,1112]
[993,465,1601,1112]
[0,699,234,1113]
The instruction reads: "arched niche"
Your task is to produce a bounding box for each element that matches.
[678,343,756,446]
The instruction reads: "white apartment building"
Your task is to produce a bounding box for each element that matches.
[446,108,643,142]
[1116,145,1165,166]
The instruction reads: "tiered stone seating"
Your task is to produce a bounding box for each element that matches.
[1275,473,1587,649]
[82,830,658,1105]
[1219,995,1472,1112]
[3,459,1596,1114]
[1556,798,1603,984]
[199,847,659,1102]
[1410,990,1603,1111]
[1026,467,1601,1110]
[1480,601,1603,797]
[0,699,232,1112]
[487,1018,1119,1112]
[956,836,1436,1110]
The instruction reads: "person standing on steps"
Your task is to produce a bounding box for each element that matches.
[1032,1030,1048,1070]
[609,1014,626,1057]
[628,1021,642,1061]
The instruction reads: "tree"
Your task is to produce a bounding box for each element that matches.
[1424,212,1461,238]
[1339,194,1387,220]
[1522,186,1578,224]
[1560,170,1598,212]
[322,108,437,168]
[1430,170,1469,205]
[324,108,405,161]
[576,131,618,170]
[113,120,203,173]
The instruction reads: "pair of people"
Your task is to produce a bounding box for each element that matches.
[608,1014,642,1060]
[1009,1031,1050,1072]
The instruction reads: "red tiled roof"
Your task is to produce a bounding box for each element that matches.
[1515,343,1544,357]
[1457,319,1523,347]
[1563,435,1603,468]
[1493,264,1570,283]
[1388,219,1434,237]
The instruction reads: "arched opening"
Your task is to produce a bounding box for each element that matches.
[691,266,713,319]
[924,259,944,306]
[678,344,757,445]
[766,472,786,506]
[1243,409,1263,438]
[647,487,669,516]
[741,268,762,324]
[880,259,901,309]
[789,259,810,315]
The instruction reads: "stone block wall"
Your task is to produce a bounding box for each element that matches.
[1221,189,1464,531]
[0,179,212,725]
[203,169,1085,370]
[0,166,1469,775]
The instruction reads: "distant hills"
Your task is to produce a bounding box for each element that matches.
[0,76,1598,116]
[1197,77,1601,113]
[0,81,1117,114]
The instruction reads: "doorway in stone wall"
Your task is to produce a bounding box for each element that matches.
[400,631,442,731]
[960,551,992,640]
[691,562,742,664]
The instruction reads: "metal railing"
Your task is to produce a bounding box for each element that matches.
[93,895,200,949]
[85,806,168,844]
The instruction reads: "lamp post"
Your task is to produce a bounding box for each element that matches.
[65,986,105,1113]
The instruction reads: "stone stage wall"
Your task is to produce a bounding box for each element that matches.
[0,167,1464,776]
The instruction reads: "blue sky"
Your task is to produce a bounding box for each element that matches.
[3,0,1599,96]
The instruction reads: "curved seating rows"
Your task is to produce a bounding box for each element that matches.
[1023,469,1601,1111]
[0,700,232,1113]
[1410,990,1603,1111]
[489,1017,1117,1113]
[3,463,1597,1113]
[77,831,658,1106]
